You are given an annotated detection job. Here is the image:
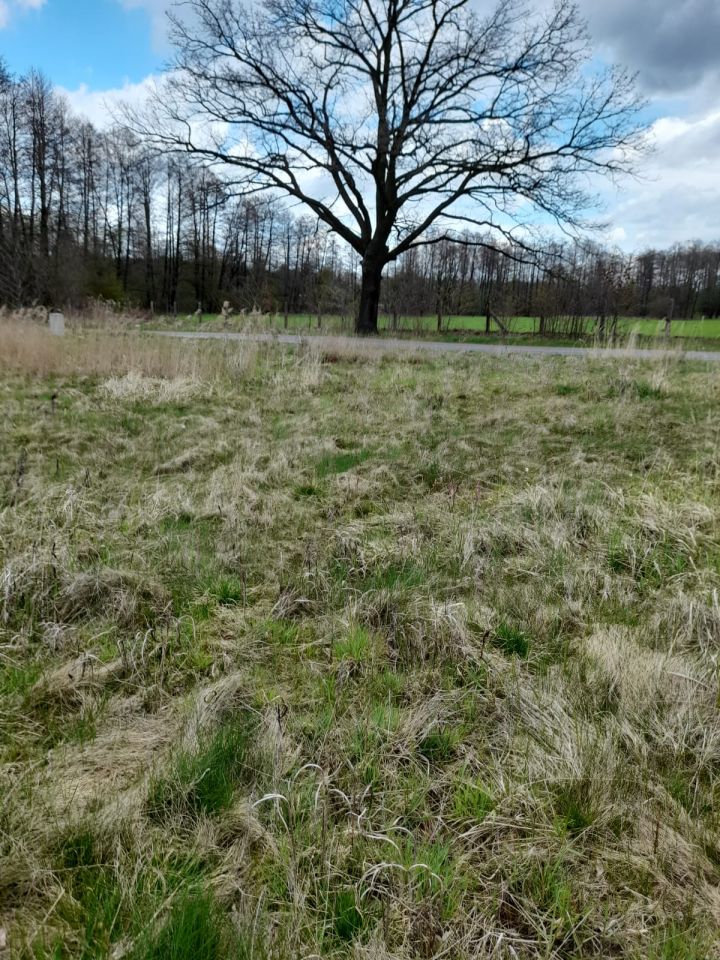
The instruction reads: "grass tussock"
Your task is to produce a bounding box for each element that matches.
[146,711,258,823]
[1,340,720,957]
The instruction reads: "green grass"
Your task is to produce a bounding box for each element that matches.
[647,922,714,960]
[146,713,257,822]
[552,778,598,834]
[330,888,365,942]
[0,660,41,696]
[493,622,531,658]
[452,776,496,822]
[205,575,245,606]
[418,726,462,762]
[155,309,720,346]
[2,337,720,957]
[56,828,128,957]
[315,448,371,478]
[138,890,244,960]
[333,625,372,662]
[42,829,216,959]
[513,858,578,938]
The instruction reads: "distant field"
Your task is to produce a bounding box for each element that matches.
[2,317,720,957]
[159,311,720,341]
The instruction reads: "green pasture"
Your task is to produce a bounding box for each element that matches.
[158,310,720,341]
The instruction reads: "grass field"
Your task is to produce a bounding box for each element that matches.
[155,311,720,343]
[2,318,720,957]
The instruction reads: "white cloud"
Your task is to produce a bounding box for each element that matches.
[117,0,171,50]
[0,0,45,28]
[606,107,720,249]
[58,75,158,129]
[605,226,627,245]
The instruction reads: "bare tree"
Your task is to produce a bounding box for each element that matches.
[135,0,646,332]
[136,148,160,308]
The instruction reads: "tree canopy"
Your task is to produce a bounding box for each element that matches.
[136,0,647,330]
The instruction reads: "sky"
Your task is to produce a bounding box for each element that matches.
[1,0,719,253]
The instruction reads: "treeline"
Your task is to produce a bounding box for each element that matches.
[0,64,341,315]
[2,63,719,324]
[384,240,720,332]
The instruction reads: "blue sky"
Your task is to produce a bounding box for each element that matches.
[1,0,719,251]
[1,0,164,88]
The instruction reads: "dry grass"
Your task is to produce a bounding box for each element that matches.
[0,315,259,382]
[1,337,720,958]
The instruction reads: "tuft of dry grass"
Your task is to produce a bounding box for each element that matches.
[1,339,720,958]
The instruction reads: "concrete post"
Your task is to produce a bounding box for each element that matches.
[49,311,65,336]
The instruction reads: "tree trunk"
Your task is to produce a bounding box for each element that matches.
[144,195,155,308]
[356,259,382,335]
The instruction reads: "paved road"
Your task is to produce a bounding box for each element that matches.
[153,330,720,363]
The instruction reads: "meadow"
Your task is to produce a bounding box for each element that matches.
[156,310,720,346]
[2,317,720,958]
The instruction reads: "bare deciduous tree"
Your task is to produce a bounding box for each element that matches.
[137,0,646,332]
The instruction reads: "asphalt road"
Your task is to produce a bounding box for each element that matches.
[153,330,720,362]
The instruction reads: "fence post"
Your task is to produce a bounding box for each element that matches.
[664,298,674,340]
